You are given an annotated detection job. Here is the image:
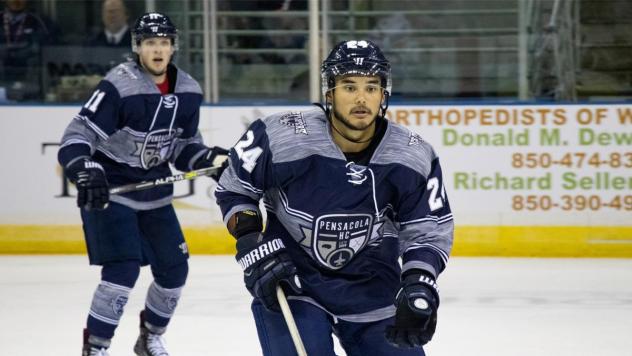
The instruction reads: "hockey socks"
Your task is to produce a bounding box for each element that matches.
[143,281,183,333]
[86,261,140,344]
[87,281,132,341]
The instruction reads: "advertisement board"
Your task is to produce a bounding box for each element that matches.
[0,104,630,256]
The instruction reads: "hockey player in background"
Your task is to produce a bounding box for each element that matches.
[216,40,454,355]
[58,12,227,356]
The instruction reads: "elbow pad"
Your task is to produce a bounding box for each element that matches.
[228,210,263,238]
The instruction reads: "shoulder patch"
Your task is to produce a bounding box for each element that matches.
[409,132,424,146]
[115,63,139,80]
[279,112,308,135]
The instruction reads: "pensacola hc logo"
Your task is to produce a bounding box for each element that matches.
[139,128,177,169]
[313,213,373,270]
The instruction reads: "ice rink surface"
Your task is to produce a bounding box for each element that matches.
[1,256,631,356]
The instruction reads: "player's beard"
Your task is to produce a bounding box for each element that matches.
[332,106,377,132]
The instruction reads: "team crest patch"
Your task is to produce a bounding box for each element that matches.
[279,112,308,135]
[166,297,178,311]
[140,128,176,168]
[163,94,177,108]
[313,214,373,270]
[409,132,424,146]
[111,295,128,316]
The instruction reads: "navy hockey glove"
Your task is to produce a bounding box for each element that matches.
[235,232,301,311]
[65,159,109,211]
[385,271,440,348]
[193,147,229,181]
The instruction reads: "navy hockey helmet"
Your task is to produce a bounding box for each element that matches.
[131,12,179,53]
[321,40,392,98]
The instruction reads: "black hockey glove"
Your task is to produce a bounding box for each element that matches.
[385,271,440,348]
[235,232,301,312]
[65,159,109,211]
[193,147,229,182]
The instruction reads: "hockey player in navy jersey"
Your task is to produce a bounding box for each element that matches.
[58,12,227,356]
[216,40,454,355]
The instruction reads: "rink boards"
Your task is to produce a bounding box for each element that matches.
[0,104,630,256]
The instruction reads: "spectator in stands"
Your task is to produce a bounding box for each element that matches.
[220,0,307,65]
[0,0,58,100]
[86,0,131,48]
[260,0,307,64]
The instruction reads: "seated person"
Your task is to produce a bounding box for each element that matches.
[85,0,131,47]
[0,0,58,100]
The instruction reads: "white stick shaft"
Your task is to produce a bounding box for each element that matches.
[276,285,307,356]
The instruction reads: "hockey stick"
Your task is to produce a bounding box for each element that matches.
[276,285,307,356]
[109,166,221,194]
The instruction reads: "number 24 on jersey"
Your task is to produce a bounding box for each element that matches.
[234,130,263,173]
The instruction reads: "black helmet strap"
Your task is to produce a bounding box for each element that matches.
[380,91,390,117]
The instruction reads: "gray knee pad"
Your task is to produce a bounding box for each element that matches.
[89,281,132,325]
[145,281,183,320]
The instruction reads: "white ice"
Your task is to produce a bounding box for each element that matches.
[1,256,631,356]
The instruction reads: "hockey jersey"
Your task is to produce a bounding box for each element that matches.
[216,108,454,322]
[58,61,208,210]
